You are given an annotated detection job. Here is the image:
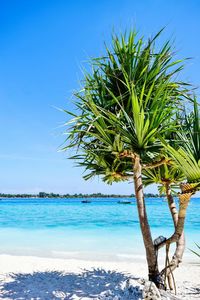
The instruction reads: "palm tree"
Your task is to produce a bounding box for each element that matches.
[143,164,185,289]
[160,99,200,250]
[142,100,200,289]
[63,30,191,287]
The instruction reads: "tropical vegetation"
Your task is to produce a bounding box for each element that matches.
[63,29,200,291]
[0,192,161,198]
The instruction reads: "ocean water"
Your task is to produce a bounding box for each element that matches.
[0,197,199,262]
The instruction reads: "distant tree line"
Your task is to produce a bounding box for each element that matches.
[0,192,163,198]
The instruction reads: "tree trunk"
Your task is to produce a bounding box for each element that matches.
[167,191,191,245]
[165,183,179,227]
[163,183,185,289]
[157,182,194,289]
[133,156,161,286]
[157,184,192,250]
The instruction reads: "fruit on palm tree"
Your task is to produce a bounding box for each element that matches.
[63,29,191,287]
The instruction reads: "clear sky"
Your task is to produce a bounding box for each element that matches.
[0,0,200,195]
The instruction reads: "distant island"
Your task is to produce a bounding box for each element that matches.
[0,192,163,198]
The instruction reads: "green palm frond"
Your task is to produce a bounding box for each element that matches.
[166,146,200,184]
[185,98,200,161]
[77,151,132,184]
[189,243,200,258]
[142,163,185,196]
[62,29,192,182]
[165,99,200,185]
[143,164,185,186]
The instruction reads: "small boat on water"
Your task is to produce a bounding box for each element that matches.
[81,200,91,203]
[117,200,132,204]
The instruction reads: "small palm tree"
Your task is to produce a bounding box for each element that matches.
[63,29,191,287]
[164,99,200,243]
[143,164,186,289]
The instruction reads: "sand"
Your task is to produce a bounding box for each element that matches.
[0,254,199,299]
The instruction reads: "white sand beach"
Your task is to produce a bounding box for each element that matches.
[0,254,199,299]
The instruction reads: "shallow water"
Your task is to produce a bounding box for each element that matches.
[0,197,199,261]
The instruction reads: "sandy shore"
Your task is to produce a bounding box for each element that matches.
[0,254,199,299]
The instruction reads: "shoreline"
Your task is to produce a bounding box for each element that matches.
[0,253,199,280]
[0,249,198,263]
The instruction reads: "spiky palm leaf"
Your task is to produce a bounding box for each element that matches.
[143,163,185,185]
[77,152,132,184]
[189,243,200,258]
[63,29,191,183]
[165,99,200,186]
[142,163,185,195]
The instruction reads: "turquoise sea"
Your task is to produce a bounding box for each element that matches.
[0,198,199,262]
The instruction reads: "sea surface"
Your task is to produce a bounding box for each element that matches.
[0,197,199,262]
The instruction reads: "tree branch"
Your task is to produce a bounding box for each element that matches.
[119,150,137,159]
[156,188,193,251]
[143,157,171,169]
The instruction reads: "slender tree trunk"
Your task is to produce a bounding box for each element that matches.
[165,183,179,227]
[168,190,191,245]
[133,156,160,285]
[157,183,192,250]
[164,183,185,289]
[158,182,194,288]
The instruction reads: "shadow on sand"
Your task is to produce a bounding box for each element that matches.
[0,268,142,299]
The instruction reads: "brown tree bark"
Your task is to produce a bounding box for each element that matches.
[163,183,185,289]
[133,155,161,286]
[157,182,194,291]
[157,184,192,251]
[167,191,191,245]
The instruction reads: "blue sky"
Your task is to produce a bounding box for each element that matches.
[0,0,200,194]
